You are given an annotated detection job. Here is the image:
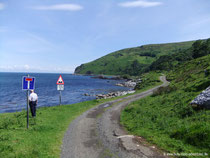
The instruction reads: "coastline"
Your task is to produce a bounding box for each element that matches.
[82,75,141,99]
[0,73,130,114]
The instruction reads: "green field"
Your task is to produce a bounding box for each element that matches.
[121,55,210,157]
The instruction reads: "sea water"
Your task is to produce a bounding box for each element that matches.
[0,72,130,113]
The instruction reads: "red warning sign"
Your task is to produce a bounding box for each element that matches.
[56,75,64,85]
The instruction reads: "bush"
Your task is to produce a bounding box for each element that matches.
[120,74,131,80]
[152,85,177,96]
[171,124,210,149]
[192,39,210,59]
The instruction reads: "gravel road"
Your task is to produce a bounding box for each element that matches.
[61,76,169,158]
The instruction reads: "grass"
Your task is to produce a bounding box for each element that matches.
[0,71,164,158]
[134,71,162,90]
[121,55,210,157]
[0,99,111,158]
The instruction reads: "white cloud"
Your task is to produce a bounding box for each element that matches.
[32,4,83,11]
[24,65,30,70]
[118,0,162,8]
[0,64,74,73]
[0,3,5,10]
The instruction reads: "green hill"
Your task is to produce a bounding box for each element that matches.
[149,39,210,71]
[74,40,195,76]
[121,54,210,156]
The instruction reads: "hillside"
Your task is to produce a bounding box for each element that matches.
[149,39,210,71]
[75,40,194,76]
[121,54,210,156]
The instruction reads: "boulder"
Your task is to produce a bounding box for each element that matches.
[116,80,137,88]
[96,90,136,99]
[190,86,210,109]
[84,93,90,96]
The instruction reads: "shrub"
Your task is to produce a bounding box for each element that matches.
[152,85,177,96]
[171,124,210,149]
[120,74,131,80]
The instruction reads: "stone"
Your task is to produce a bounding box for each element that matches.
[116,80,137,88]
[96,90,136,99]
[190,86,210,109]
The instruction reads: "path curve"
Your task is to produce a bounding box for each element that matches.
[61,76,169,158]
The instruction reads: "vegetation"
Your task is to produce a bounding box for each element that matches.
[121,55,210,157]
[134,71,161,90]
[1,38,210,158]
[0,99,110,158]
[0,77,165,158]
[149,38,210,71]
[75,40,194,76]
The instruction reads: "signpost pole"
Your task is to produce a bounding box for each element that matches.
[57,75,64,106]
[23,75,35,129]
[59,90,61,105]
[27,74,29,129]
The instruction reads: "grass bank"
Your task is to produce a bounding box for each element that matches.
[121,55,210,157]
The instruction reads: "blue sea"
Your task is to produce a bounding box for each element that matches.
[0,72,130,113]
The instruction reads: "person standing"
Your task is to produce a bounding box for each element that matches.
[29,90,38,117]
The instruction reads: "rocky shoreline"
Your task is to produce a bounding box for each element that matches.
[83,77,142,99]
[91,75,122,80]
[115,80,137,88]
[95,90,135,99]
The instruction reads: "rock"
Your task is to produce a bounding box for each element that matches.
[116,83,124,87]
[136,78,142,83]
[91,75,122,80]
[96,90,136,99]
[116,80,137,88]
[190,86,210,109]
[84,93,90,96]
[127,90,135,94]
[92,75,109,79]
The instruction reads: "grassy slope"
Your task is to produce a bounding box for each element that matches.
[134,71,162,90]
[75,41,194,75]
[121,55,210,156]
[149,38,210,71]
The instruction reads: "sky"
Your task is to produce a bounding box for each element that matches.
[0,0,210,73]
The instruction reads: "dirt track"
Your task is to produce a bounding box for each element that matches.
[61,76,169,158]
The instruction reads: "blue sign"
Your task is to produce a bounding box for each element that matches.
[22,76,35,90]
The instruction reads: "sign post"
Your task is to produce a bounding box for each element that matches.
[27,86,29,129]
[22,75,35,129]
[59,91,62,106]
[56,75,64,105]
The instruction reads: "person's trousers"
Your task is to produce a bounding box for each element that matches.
[29,101,37,117]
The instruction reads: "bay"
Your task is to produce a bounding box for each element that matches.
[0,72,130,113]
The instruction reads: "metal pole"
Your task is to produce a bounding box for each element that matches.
[27,90,29,129]
[27,74,29,129]
[59,90,61,105]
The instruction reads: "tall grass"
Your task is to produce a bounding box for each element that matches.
[121,55,210,157]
